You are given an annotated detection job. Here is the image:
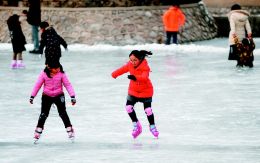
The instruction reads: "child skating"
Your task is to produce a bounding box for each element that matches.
[236,37,255,67]
[111,50,159,139]
[38,21,68,65]
[7,14,26,69]
[30,61,76,143]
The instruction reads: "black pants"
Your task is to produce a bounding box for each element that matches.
[126,95,155,125]
[36,94,72,129]
[165,31,178,45]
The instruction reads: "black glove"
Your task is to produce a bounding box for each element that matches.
[71,96,76,105]
[29,96,34,104]
[127,75,136,81]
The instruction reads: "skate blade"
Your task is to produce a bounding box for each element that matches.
[69,136,75,143]
[33,139,39,144]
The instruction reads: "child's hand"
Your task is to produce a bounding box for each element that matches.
[71,96,76,105]
[127,75,136,81]
[29,96,34,104]
[111,73,117,79]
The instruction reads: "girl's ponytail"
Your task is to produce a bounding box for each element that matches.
[129,50,152,60]
[140,50,152,57]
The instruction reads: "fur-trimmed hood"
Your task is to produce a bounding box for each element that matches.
[228,10,250,22]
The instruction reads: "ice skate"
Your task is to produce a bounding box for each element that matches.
[33,127,43,144]
[66,126,75,142]
[10,60,17,69]
[149,125,159,138]
[132,121,142,139]
[17,60,25,69]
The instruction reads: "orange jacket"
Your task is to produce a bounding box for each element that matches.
[112,59,153,98]
[163,6,186,32]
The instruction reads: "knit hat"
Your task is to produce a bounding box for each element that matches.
[40,21,49,29]
[242,38,250,46]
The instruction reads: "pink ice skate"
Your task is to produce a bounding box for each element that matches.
[132,121,142,139]
[66,126,75,141]
[150,125,159,138]
[16,60,25,69]
[34,127,43,143]
[10,60,17,69]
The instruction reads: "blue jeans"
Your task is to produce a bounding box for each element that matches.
[32,25,39,50]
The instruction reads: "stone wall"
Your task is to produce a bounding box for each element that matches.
[0,3,217,45]
[1,0,201,7]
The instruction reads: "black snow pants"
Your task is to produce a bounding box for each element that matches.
[36,93,72,129]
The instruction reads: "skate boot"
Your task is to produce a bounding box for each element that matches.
[10,60,17,69]
[34,127,43,143]
[17,60,25,69]
[132,121,142,139]
[150,125,159,138]
[66,126,75,141]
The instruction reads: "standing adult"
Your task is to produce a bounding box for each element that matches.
[27,0,41,54]
[227,4,252,66]
[162,2,186,44]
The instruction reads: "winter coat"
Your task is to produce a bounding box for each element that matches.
[7,14,26,53]
[162,6,186,32]
[228,10,252,45]
[27,0,41,26]
[31,71,75,98]
[111,59,153,98]
[39,27,67,64]
[236,38,255,66]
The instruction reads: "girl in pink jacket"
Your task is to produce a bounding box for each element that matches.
[30,62,76,142]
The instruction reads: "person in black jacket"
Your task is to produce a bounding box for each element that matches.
[7,14,26,69]
[24,0,41,54]
[39,21,68,65]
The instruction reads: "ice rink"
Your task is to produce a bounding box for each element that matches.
[0,38,260,163]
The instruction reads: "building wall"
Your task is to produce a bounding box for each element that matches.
[0,3,217,45]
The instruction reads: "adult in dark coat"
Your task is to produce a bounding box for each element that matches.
[39,22,68,65]
[27,0,41,53]
[7,14,26,69]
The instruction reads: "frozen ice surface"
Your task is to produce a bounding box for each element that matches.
[0,38,260,163]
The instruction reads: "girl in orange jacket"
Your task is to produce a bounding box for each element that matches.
[111,50,159,139]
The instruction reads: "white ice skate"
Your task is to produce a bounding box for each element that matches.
[33,127,43,144]
[66,126,75,142]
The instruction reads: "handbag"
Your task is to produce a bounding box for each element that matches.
[228,44,239,60]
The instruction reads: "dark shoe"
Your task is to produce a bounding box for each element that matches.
[29,49,40,54]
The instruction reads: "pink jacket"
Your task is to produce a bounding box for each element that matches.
[31,71,75,97]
